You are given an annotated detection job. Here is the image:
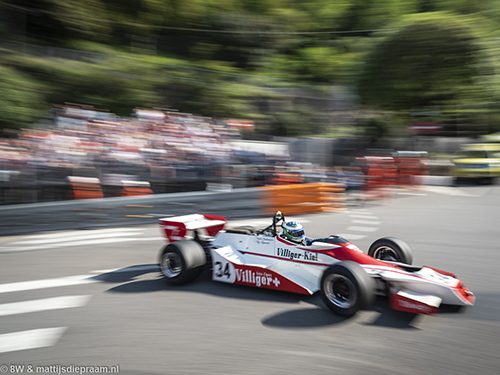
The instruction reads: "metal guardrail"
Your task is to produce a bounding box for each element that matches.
[0,188,266,236]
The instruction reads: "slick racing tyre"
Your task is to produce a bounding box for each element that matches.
[320,261,375,317]
[368,237,413,265]
[159,240,207,285]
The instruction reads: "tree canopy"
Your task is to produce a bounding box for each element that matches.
[358,13,483,110]
[2,0,500,134]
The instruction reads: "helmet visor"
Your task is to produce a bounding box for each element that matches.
[288,228,304,238]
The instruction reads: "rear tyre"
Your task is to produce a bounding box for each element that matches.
[159,240,207,285]
[320,261,375,317]
[368,237,413,265]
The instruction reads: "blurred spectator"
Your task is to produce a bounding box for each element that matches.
[1,104,308,203]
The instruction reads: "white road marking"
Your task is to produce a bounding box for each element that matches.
[0,275,98,294]
[350,214,378,220]
[135,237,164,241]
[0,236,163,253]
[352,220,381,225]
[0,266,158,354]
[0,264,163,294]
[346,226,378,232]
[0,295,92,317]
[91,265,160,274]
[342,208,380,240]
[14,230,144,245]
[422,186,487,196]
[396,191,427,196]
[22,228,145,240]
[0,327,67,354]
[0,227,159,253]
[337,234,366,240]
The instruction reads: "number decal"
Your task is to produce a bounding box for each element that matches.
[214,261,222,277]
[211,249,236,284]
[214,261,231,278]
[223,262,231,278]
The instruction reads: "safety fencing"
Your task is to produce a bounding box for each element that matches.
[0,183,348,236]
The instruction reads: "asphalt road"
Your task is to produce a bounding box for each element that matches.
[0,184,499,375]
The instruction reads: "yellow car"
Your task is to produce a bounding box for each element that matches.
[453,143,500,184]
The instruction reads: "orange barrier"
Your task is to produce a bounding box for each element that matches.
[268,171,304,185]
[119,180,153,197]
[259,183,346,215]
[395,160,428,185]
[67,176,103,200]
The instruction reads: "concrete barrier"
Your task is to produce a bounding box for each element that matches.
[0,188,265,236]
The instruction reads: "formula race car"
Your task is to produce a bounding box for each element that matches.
[157,211,475,317]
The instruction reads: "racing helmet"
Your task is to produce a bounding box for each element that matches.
[283,221,305,243]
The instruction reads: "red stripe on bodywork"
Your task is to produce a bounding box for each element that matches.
[271,236,393,267]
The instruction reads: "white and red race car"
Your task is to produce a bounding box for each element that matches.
[157,211,475,317]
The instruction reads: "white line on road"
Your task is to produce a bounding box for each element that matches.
[0,327,67,354]
[337,234,366,240]
[21,228,145,240]
[0,295,92,317]
[352,220,381,225]
[349,214,378,220]
[0,265,162,294]
[0,237,162,253]
[0,275,98,294]
[422,186,477,196]
[346,226,378,232]
[90,264,160,274]
[13,230,144,245]
[134,237,164,241]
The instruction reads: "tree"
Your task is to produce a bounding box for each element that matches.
[357,13,484,112]
[0,65,46,130]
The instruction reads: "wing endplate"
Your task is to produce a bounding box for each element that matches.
[159,214,226,242]
[390,289,441,315]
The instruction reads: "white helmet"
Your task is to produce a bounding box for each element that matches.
[283,221,305,243]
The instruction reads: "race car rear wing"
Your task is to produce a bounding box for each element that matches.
[159,214,227,242]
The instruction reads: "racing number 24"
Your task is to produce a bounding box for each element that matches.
[214,261,231,278]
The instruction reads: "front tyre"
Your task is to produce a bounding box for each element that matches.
[368,237,413,265]
[159,240,207,285]
[320,261,375,317]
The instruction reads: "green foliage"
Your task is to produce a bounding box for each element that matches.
[268,105,329,137]
[0,64,46,130]
[2,1,500,134]
[356,116,389,140]
[358,13,486,112]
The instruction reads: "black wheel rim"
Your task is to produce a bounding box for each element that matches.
[324,274,357,309]
[160,252,182,278]
[373,245,400,262]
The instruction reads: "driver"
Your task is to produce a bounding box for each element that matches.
[282,221,306,244]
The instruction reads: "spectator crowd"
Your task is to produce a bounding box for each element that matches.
[1,104,429,205]
[0,104,315,204]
